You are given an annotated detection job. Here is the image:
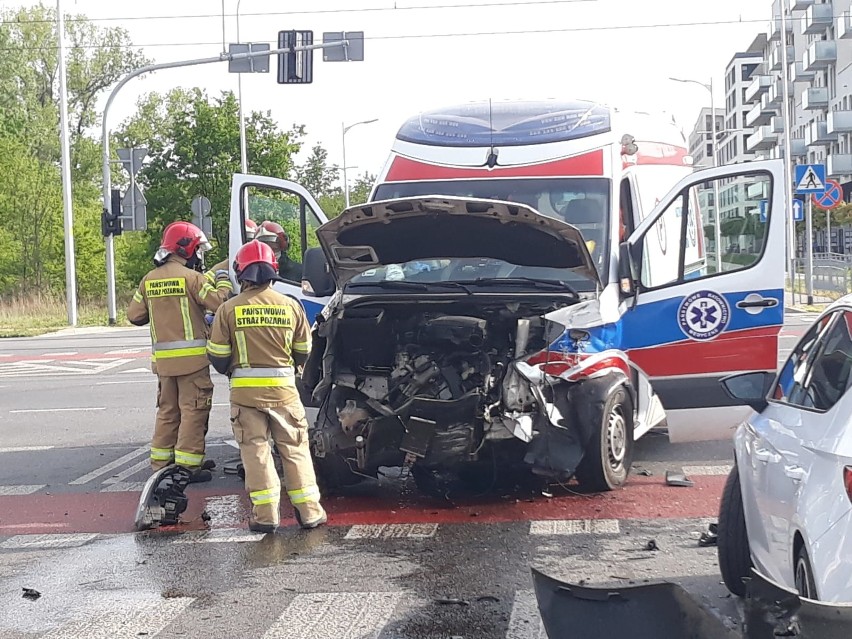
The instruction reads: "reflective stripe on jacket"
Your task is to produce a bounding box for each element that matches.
[127,257,229,377]
[207,283,311,408]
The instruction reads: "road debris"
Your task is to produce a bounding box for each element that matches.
[636,468,653,477]
[476,595,500,603]
[22,587,41,601]
[645,539,659,551]
[665,471,694,488]
[435,598,470,606]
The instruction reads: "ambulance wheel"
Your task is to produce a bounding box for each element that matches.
[574,388,633,492]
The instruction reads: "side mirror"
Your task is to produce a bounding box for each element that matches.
[618,241,639,296]
[301,247,335,297]
[720,371,774,413]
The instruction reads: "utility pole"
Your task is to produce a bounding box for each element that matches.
[779,0,797,302]
[57,0,77,326]
[342,118,378,208]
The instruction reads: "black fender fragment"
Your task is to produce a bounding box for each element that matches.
[523,372,633,478]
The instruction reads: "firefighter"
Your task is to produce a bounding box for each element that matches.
[206,240,326,532]
[128,221,231,481]
[254,220,303,283]
[203,218,258,294]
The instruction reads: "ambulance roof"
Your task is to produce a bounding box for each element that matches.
[396,100,612,148]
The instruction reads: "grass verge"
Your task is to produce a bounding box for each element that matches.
[0,294,129,338]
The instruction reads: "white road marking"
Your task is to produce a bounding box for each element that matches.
[104,348,145,354]
[102,458,150,485]
[506,590,546,639]
[263,592,402,639]
[100,481,146,493]
[529,519,621,536]
[0,358,133,378]
[121,367,152,374]
[40,596,193,639]
[41,351,77,356]
[0,484,46,496]
[345,523,438,540]
[0,445,54,453]
[683,464,733,476]
[0,533,98,549]
[225,439,240,449]
[203,495,244,528]
[9,407,106,414]
[96,379,155,385]
[212,402,230,407]
[0,522,68,531]
[173,529,265,544]
[70,445,149,485]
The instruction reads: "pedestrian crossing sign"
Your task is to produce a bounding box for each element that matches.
[794,164,826,194]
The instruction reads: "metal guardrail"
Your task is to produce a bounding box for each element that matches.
[794,257,852,294]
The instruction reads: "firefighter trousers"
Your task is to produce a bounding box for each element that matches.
[229,396,324,527]
[151,368,214,471]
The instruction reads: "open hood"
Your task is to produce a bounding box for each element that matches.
[315,196,600,287]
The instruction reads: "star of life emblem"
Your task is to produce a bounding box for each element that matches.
[677,290,730,341]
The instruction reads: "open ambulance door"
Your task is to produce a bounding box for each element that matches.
[618,160,786,442]
[228,174,334,323]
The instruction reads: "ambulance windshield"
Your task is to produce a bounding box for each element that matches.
[372,177,611,280]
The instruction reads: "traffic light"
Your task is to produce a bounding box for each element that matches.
[101,189,123,237]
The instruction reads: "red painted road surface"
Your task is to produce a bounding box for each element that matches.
[0,476,724,536]
[0,351,149,363]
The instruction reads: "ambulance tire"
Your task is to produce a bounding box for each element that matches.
[574,388,633,492]
[314,453,363,494]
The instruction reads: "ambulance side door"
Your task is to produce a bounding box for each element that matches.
[619,160,785,440]
[229,174,333,323]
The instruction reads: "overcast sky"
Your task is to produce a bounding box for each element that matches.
[8,0,775,185]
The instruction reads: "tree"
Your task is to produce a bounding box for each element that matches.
[114,89,306,280]
[0,5,148,298]
[318,172,377,218]
[295,144,340,197]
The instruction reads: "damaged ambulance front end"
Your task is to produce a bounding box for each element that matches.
[301,196,652,494]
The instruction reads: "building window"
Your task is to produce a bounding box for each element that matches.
[706,143,713,157]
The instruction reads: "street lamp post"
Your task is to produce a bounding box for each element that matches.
[236,0,248,173]
[670,76,722,272]
[342,118,378,208]
[57,0,77,326]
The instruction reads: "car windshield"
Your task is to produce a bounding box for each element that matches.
[371,177,611,285]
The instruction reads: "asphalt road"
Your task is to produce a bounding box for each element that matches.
[0,313,819,638]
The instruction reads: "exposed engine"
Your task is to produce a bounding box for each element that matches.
[308,299,566,488]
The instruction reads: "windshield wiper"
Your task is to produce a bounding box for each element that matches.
[458,277,580,297]
[347,280,474,294]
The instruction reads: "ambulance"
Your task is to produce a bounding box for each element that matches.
[228,99,786,493]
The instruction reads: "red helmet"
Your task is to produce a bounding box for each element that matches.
[233,239,278,275]
[255,220,289,256]
[159,221,212,260]
[245,218,258,240]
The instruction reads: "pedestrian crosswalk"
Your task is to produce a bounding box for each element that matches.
[0,516,729,639]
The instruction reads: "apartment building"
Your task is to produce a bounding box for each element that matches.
[687,107,726,169]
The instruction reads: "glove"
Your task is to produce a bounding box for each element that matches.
[204,312,215,326]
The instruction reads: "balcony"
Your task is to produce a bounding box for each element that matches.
[828,110,852,133]
[827,154,852,176]
[792,0,815,9]
[791,137,808,158]
[770,44,795,71]
[802,40,837,72]
[747,125,779,151]
[839,11,852,39]
[805,120,836,146]
[746,99,775,126]
[745,75,773,103]
[802,87,829,110]
[771,116,785,133]
[789,60,816,82]
[771,15,794,40]
[802,2,833,35]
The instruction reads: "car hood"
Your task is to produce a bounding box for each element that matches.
[315,196,600,287]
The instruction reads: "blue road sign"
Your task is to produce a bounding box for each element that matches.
[793,199,804,222]
[794,164,826,194]
[812,179,843,209]
[759,199,768,222]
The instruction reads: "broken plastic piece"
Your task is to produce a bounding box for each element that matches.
[665,471,694,488]
[22,588,40,601]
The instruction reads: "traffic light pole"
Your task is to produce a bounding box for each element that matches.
[101,40,347,324]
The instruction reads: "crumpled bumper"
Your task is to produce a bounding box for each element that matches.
[532,567,852,639]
